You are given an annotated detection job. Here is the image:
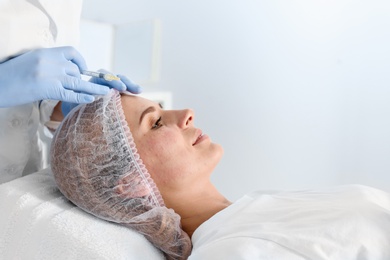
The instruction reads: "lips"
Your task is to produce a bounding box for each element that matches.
[192,129,204,146]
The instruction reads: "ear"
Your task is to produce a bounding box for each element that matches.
[116,174,150,198]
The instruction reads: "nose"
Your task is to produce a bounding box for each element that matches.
[178,109,194,129]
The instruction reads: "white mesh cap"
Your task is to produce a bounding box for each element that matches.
[50,89,192,259]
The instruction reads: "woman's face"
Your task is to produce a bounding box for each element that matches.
[121,95,223,195]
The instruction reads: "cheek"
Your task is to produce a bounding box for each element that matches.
[139,132,174,162]
[136,133,188,185]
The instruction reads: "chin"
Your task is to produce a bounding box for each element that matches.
[210,143,224,166]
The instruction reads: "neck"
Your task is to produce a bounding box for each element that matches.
[163,182,232,238]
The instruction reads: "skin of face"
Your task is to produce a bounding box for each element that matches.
[121,95,224,203]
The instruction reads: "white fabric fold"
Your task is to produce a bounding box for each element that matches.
[0,168,164,260]
[190,185,390,260]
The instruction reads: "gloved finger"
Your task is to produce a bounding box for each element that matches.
[87,68,110,85]
[62,76,110,95]
[87,75,125,91]
[53,87,95,104]
[59,46,88,72]
[117,74,142,94]
[96,68,110,74]
[102,78,127,91]
[87,69,126,91]
[65,62,82,78]
[61,101,79,117]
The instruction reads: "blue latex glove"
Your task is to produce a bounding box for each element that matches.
[87,69,142,93]
[0,46,110,108]
[61,69,142,117]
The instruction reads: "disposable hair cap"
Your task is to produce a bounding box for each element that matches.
[51,89,192,259]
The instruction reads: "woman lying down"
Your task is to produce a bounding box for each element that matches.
[51,89,390,260]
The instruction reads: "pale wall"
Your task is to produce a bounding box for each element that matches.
[82,0,390,200]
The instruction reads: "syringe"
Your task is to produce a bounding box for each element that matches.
[81,70,120,81]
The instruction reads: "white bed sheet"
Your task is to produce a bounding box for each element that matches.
[189,185,390,260]
[0,168,164,260]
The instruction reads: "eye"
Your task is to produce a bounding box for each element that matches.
[152,117,162,130]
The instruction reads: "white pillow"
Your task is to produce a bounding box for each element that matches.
[0,168,164,260]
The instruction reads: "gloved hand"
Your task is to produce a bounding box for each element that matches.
[61,69,142,117]
[87,69,142,94]
[0,46,110,108]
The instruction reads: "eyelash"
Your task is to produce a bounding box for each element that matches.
[152,117,163,130]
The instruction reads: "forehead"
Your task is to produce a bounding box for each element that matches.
[121,94,149,110]
[120,94,157,126]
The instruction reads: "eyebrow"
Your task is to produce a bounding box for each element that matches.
[139,103,163,125]
[139,106,156,125]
